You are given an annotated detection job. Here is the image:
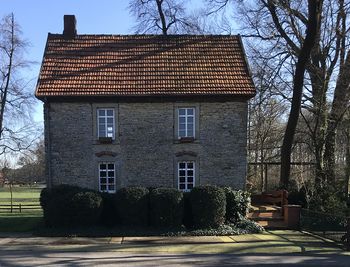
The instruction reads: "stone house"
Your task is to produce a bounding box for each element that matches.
[35,15,256,193]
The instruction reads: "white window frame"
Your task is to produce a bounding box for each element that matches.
[178,107,195,139]
[97,108,115,139]
[178,161,195,192]
[98,162,116,193]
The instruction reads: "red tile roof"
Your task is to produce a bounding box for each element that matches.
[35,34,255,99]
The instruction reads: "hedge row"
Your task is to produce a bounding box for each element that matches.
[40,185,250,229]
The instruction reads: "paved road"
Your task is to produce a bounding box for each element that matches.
[0,231,349,266]
[0,250,350,266]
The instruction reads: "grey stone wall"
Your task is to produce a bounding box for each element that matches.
[45,100,248,190]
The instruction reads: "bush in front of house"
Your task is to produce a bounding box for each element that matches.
[99,192,119,226]
[224,187,251,223]
[69,191,103,226]
[40,185,103,227]
[182,192,194,229]
[116,186,149,226]
[149,188,184,227]
[190,185,226,228]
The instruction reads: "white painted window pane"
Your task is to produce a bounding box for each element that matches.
[99,129,106,137]
[179,109,186,115]
[108,185,115,191]
[106,110,113,116]
[187,117,193,123]
[179,130,186,137]
[187,108,194,115]
[98,110,105,116]
[107,118,113,124]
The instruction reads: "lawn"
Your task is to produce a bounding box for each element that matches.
[0,186,43,232]
[0,186,42,205]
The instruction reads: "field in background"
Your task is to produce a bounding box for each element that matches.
[0,185,44,232]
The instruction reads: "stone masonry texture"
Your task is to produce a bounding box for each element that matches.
[45,100,248,190]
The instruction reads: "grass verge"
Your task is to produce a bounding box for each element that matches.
[0,210,43,232]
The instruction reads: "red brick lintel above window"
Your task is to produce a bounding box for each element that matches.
[175,151,197,157]
[95,151,118,157]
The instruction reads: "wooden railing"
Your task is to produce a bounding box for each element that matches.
[0,204,42,213]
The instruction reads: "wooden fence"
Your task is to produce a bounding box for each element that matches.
[0,203,42,213]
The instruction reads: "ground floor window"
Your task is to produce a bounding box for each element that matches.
[99,162,116,193]
[178,161,195,192]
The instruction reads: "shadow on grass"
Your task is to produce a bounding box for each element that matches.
[0,212,43,232]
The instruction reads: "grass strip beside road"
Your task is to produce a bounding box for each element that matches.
[0,210,43,232]
[1,231,348,256]
[0,186,43,232]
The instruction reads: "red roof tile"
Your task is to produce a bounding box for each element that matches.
[35,34,255,98]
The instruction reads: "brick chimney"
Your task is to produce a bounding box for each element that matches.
[63,15,77,38]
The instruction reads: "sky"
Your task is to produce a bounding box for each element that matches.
[1,0,136,124]
[1,0,221,125]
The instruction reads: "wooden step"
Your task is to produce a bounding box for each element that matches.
[255,220,288,230]
[248,212,283,221]
[250,205,282,212]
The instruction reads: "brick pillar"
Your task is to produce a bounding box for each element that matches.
[284,204,301,230]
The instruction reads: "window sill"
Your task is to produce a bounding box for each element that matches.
[175,137,198,144]
[98,137,113,144]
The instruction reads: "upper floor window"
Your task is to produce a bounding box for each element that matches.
[99,162,116,193]
[178,161,195,192]
[178,107,195,139]
[97,108,115,139]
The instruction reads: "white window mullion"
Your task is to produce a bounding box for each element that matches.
[99,162,116,193]
[97,108,115,139]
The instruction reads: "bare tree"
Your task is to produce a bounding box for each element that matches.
[208,0,350,188]
[278,0,322,188]
[129,0,202,34]
[0,13,38,156]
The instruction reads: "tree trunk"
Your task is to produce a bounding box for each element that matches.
[324,51,350,184]
[280,0,322,189]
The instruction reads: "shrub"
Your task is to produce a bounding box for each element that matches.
[40,184,81,210]
[41,185,103,227]
[190,185,226,228]
[287,189,307,208]
[99,193,119,226]
[224,187,251,223]
[149,188,184,227]
[116,187,149,226]
[70,191,103,226]
[182,192,193,229]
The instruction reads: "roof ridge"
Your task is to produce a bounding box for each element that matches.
[47,33,239,38]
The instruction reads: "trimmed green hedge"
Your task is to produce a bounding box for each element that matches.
[190,185,226,228]
[149,188,184,227]
[224,187,250,223]
[99,193,119,226]
[40,184,252,231]
[40,185,103,227]
[116,187,149,226]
